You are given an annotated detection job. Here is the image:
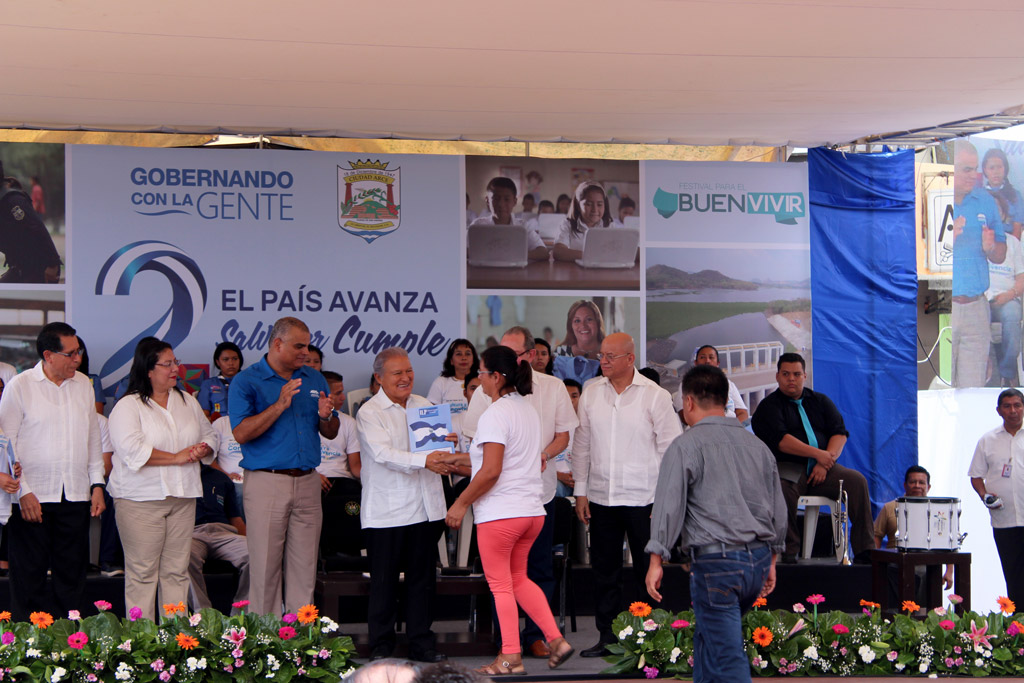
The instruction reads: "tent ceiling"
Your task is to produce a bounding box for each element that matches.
[3,0,1024,148]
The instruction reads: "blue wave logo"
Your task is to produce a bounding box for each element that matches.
[94,241,207,396]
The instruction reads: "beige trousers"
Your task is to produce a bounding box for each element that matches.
[243,469,322,617]
[114,497,196,622]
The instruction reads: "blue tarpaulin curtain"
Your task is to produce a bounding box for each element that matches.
[808,147,918,515]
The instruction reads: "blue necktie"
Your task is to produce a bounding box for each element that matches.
[792,398,818,474]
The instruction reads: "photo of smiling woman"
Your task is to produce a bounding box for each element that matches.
[552,299,605,383]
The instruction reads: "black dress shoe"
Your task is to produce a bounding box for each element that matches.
[780,554,798,565]
[409,649,447,663]
[580,641,613,658]
[369,644,394,661]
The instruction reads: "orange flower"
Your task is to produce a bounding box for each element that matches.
[163,603,179,616]
[297,604,319,625]
[29,612,53,629]
[176,633,199,650]
[752,626,773,647]
[628,602,652,618]
[998,596,1016,615]
[901,600,921,613]
[752,597,767,608]
[0,611,10,622]
[860,599,881,609]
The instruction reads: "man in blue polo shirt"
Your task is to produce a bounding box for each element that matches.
[953,140,1007,388]
[229,316,337,616]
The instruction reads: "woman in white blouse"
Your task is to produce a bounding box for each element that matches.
[552,181,615,262]
[108,338,216,621]
[426,338,479,416]
[443,346,573,675]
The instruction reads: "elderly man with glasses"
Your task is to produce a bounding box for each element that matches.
[572,333,682,657]
[0,322,104,619]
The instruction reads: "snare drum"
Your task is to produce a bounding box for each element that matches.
[895,496,961,551]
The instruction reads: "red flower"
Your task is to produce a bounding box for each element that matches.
[67,632,89,649]
[278,626,296,640]
[831,624,849,634]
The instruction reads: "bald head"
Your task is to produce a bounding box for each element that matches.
[955,141,979,199]
[600,333,636,383]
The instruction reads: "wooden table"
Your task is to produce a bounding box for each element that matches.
[871,549,971,614]
[467,259,640,290]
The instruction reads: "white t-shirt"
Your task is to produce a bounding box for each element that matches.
[427,375,469,415]
[988,234,1024,300]
[469,215,546,252]
[210,416,244,477]
[470,393,545,524]
[554,218,619,251]
[318,413,360,479]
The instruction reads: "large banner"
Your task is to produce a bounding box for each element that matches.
[950,137,1024,388]
[643,160,810,410]
[67,145,463,397]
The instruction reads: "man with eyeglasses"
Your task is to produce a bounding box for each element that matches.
[571,333,682,657]
[460,325,577,658]
[0,322,104,619]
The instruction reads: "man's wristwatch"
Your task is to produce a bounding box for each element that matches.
[90,483,106,493]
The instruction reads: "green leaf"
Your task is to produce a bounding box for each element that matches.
[601,655,640,675]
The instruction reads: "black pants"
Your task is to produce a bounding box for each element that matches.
[98,490,123,567]
[779,462,874,558]
[320,477,363,557]
[993,526,1024,609]
[590,503,652,642]
[9,497,91,620]
[365,520,443,653]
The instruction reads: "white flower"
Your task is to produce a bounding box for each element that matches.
[618,626,634,639]
[792,603,805,613]
[26,648,41,658]
[669,647,681,663]
[189,613,202,627]
[759,659,768,669]
[187,658,199,671]
[320,617,339,633]
[975,658,984,667]
[118,640,132,652]
[895,662,905,671]
[114,662,133,681]
[51,667,67,683]
[636,634,645,644]
[858,645,875,663]
[919,661,929,673]
[803,645,818,660]
[642,619,657,631]
[266,655,280,672]
[983,650,992,658]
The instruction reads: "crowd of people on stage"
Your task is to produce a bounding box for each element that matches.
[0,314,1021,680]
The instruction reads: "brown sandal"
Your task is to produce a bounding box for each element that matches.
[548,637,575,669]
[475,655,527,676]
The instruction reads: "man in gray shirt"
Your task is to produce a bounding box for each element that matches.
[646,365,786,683]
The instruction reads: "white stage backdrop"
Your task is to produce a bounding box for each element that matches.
[67,145,463,396]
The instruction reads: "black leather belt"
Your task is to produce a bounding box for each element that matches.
[692,541,769,558]
[256,468,313,477]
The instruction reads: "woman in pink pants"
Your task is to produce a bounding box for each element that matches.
[444,345,574,675]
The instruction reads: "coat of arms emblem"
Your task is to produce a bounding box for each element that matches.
[338,160,400,243]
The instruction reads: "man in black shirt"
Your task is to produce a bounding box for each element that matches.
[0,160,62,284]
[188,464,249,611]
[751,353,873,563]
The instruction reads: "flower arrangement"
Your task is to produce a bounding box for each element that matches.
[605,595,1024,677]
[0,600,356,682]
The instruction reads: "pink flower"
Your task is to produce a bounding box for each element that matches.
[223,628,246,645]
[671,619,690,629]
[318,649,330,659]
[969,620,993,650]
[887,650,897,661]
[933,607,947,616]
[806,594,825,606]
[1008,621,1022,636]
[151,659,165,672]
[87,676,97,683]
[948,594,963,605]
[223,666,233,673]
[642,619,658,631]
[792,603,805,613]
[279,626,296,640]
[297,669,306,676]
[67,610,81,621]
[232,649,243,658]
[68,632,89,649]
[830,640,838,648]
[862,608,871,614]
[128,607,142,621]
[787,618,805,638]
[831,624,849,634]
[643,666,658,679]
[282,613,297,624]
[954,646,962,654]
[93,663,104,671]
[944,657,954,667]
[939,620,955,630]
[159,673,171,682]
[234,659,244,668]
[232,600,250,609]
[687,656,693,666]
[94,600,112,612]
[955,657,964,666]
[840,647,848,656]
[0,632,13,645]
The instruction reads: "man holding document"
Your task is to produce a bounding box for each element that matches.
[356,346,453,663]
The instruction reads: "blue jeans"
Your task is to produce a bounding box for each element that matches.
[993,299,1022,381]
[689,543,771,683]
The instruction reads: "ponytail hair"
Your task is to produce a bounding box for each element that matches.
[481,345,533,396]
